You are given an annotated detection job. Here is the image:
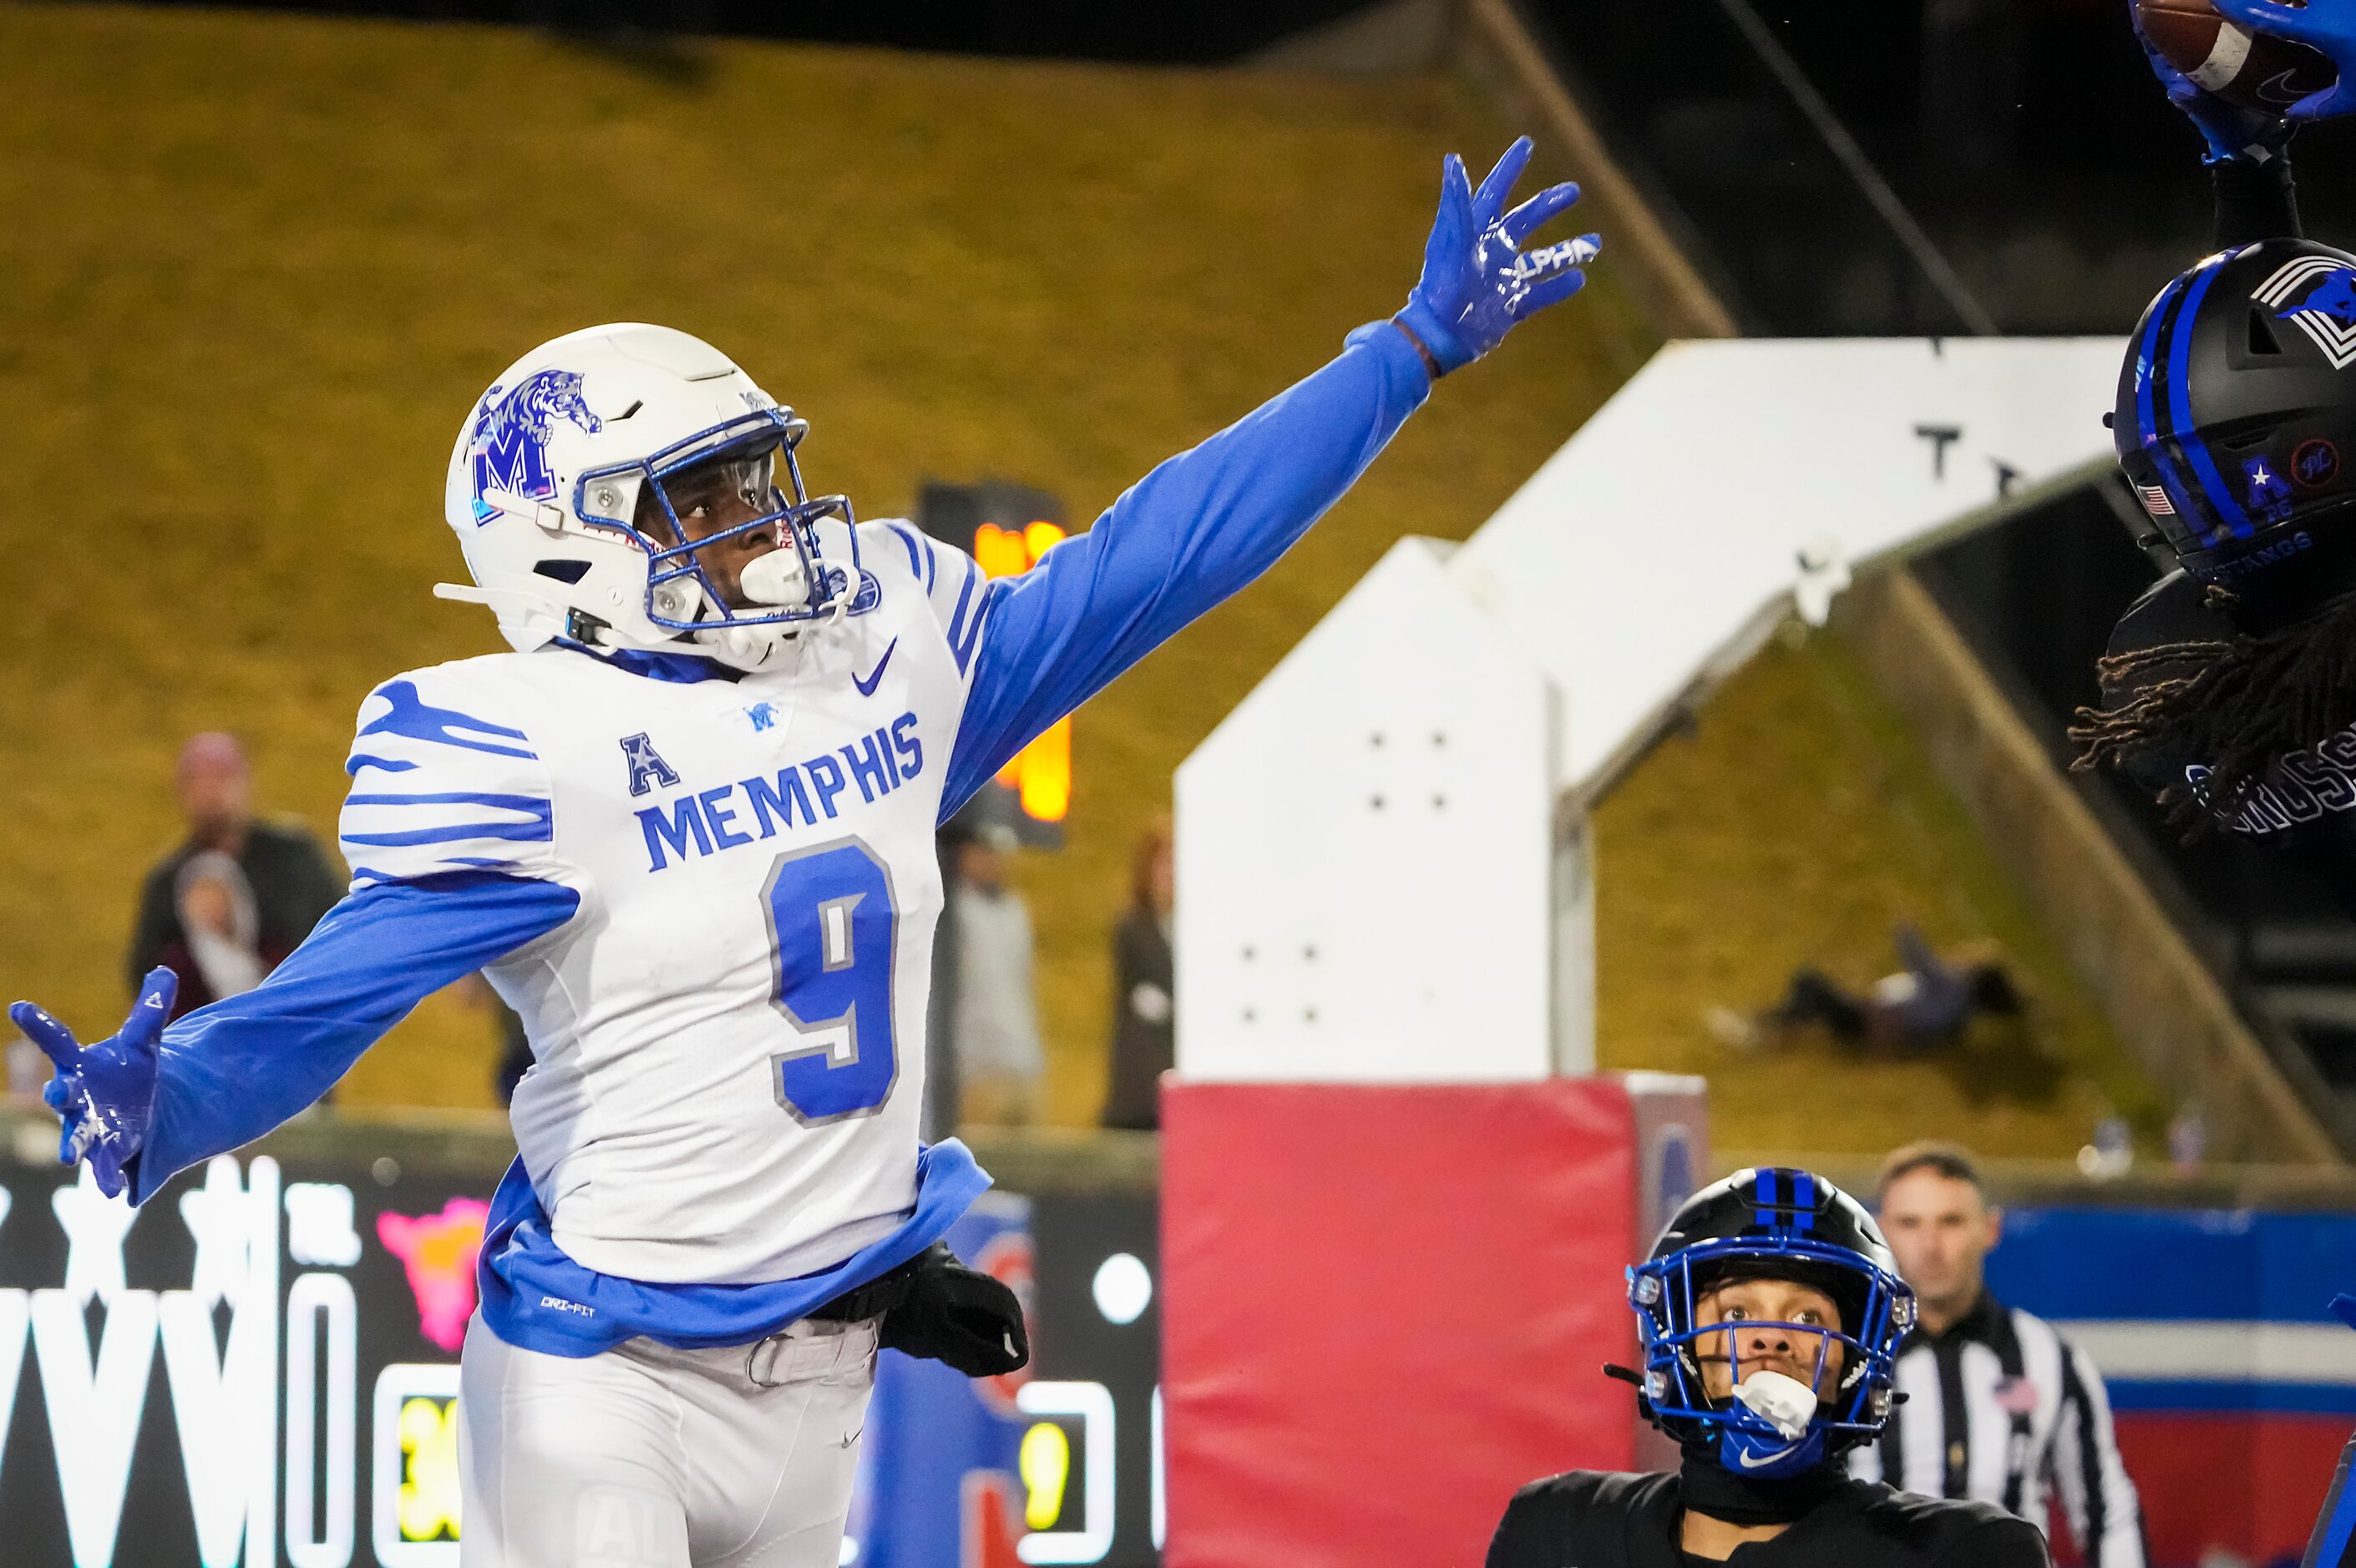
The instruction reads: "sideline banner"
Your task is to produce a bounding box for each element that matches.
[1991,1206,2356,1568]
[0,1150,1161,1568]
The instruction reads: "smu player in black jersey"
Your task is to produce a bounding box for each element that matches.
[2075,0,2356,892]
[1486,1169,2047,1567]
[2077,12,2356,1561]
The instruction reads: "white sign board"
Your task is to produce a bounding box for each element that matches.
[1176,539,1561,1082]
[1452,336,2125,796]
[1177,337,2127,1083]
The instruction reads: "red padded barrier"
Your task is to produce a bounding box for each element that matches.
[1161,1079,1641,1568]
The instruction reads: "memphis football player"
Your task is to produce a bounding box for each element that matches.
[11,140,1598,1567]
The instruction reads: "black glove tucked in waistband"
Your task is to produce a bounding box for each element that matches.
[874,1242,1030,1378]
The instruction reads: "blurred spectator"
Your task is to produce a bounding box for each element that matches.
[1102,818,1174,1131]
[174,851,267,1002]
[2081,1113,2136,1181]
[2166,1106,2207,1172]
[7,1032,47,1108]
[1713,924,2023,1055]
[951,823,1044,1127]
[129,732,342,1021]
[1855,1142,2145,1564]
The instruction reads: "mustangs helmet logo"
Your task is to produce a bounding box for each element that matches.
[469,368,605,524]
[2255,257,2356,372]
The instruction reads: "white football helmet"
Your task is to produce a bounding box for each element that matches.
[438,323,873,670]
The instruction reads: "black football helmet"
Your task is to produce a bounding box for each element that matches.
[2117,239,2356,589]
[1627,1167,1913,1477]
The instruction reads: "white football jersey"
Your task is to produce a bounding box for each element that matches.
[339,518,985,1284]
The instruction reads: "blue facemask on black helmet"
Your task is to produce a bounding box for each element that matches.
[1626,1166,1915,1479]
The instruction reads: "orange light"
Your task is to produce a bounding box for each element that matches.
[1022,520,1066,561]
[975,520,1067,579]
[970,517,1073,826]
[1019,716,1072,823]
[974,522,1031,579]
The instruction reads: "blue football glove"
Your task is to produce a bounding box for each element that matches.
[1396,136,1599,377]
[2133,1,2293,163]
[2213,0,2356,122]
[10,967,175,1199]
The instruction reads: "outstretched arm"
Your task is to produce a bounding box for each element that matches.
[938,138,1599,812]
[13,872,577,1204]
[937,320,1428,813]
[13,664,581,1203]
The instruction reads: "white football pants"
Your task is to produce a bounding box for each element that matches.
[458,1313,877,1568]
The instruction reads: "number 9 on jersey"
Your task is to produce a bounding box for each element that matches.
[761,837,902,1124]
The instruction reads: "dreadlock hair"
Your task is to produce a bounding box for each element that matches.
[2070,585,2356,834]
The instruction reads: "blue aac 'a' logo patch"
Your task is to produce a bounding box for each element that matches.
[621,733,680,798]
[468,368,605,524]
[2244,454,2296,525]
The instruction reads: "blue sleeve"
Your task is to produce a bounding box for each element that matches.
[939,320,1432,817]
[128,871,579,1204]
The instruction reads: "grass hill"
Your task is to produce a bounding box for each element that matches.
[0,3,2159,1155]
[1596,628,2168,1157]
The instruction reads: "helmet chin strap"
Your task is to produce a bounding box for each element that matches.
[638,546,794,670]
[1710,1370,1829,1478]
[693,622,802,672]
[669,542,835,670]
[1714,1419,1827,1479]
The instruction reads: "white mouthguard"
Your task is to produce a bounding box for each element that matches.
[1735,1369,1817,1440]
[739,548,811,608]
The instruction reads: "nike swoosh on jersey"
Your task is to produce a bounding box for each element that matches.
[853,638,898,697]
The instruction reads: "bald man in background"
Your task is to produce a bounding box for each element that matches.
[128,733,343,1022]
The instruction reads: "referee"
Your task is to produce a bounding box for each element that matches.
[1851,1143,2146,1567]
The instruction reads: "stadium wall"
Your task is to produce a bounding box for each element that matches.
[1987,1206,2356,1568]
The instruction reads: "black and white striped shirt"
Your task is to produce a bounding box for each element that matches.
[1848,1291,2146,1566]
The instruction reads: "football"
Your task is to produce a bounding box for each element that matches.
[2136,0,2338,114]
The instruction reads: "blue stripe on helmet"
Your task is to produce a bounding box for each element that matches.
[1754,1167,1776,1231]
[2135,274,2202,532]
[2169,256,2256,542]
[1791,1171,1816,1232]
